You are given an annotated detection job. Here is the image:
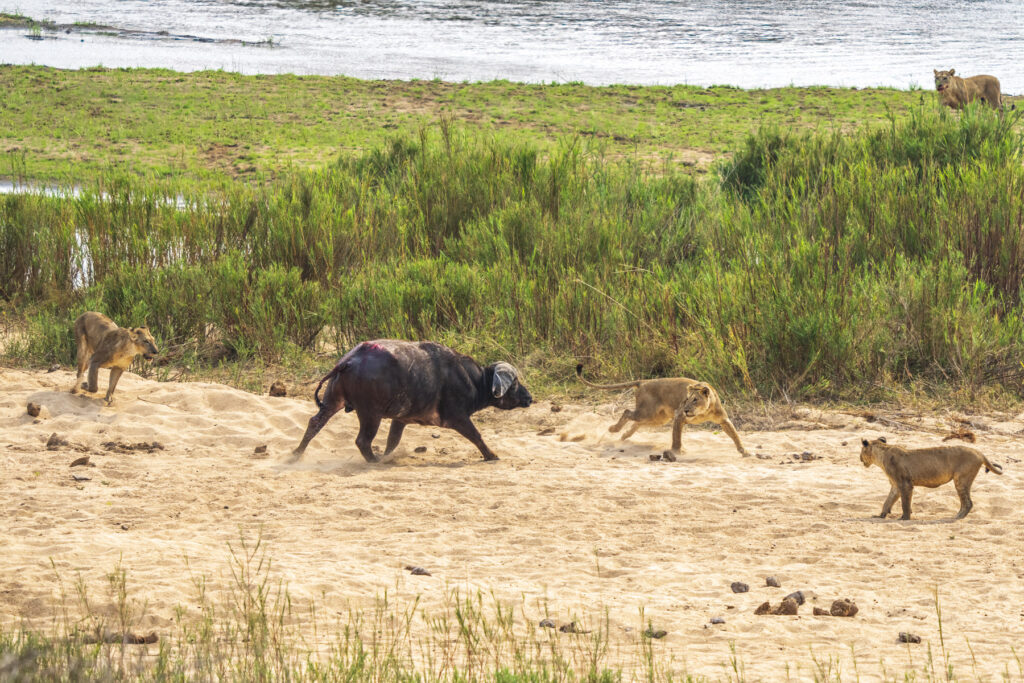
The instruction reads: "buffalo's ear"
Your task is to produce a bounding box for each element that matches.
[861,439,869,447]
[491,362,517,398]
[879,436,887,443]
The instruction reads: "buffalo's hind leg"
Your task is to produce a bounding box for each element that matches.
[354,412,382,463]
[292,403,342,461]
[383,421,406,456]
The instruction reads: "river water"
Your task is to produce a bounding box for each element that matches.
[1,0,1022,90]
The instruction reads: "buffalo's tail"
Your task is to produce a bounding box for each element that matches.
[313,362,347,410]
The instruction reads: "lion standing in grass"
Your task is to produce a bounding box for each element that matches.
[72,312,159,403]
[934,69,1003,110]
[860,437,1003,520]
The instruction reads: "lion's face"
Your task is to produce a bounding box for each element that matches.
[131,327,159,360]
[682,383,714,419]
[859,437,887,467]
[934,69,955,92]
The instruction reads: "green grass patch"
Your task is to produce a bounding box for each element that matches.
[3,104,1023,402]
[0,65,923,185]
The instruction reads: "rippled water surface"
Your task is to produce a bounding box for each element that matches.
[1,0,1022,89]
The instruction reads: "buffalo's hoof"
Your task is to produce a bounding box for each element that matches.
[482,455,500,462]
[662,450,678,462]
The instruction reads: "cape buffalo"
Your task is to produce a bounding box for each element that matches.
[292,340,532,462]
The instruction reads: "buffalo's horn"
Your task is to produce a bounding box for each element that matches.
[492,362,518,398]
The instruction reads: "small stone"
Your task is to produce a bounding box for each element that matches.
[813,607,830,616]
[47,364,61,373]
[27,402,41,417]
[253,445,267,454]
[69,455,91,468]
[772,597,799,615]
[899,632,921,644]
[71,474,91,482]
[414,446,427,453]
[830,599,858,617]
[841,441,848,446]
[642,627,667,639]
[120,523,129,531]
[649,454,662,461]
[432,433,441,439]
[801,452,815,461]
[268,381,287,397]
[46,433,69,450]
[754,601,772,615]
[710,616,725,625]
[405,565,431,576]
[538,428,556,436]
[559,622,591,634]
[766,576,781,588]
[550,404,563,413]
[784,591,805,606]
[791,454,800,460]
[539,618,556,629]
[730,582,749,594]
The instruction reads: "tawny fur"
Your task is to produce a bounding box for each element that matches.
[860,437,1003,520]
[934,69,1003,110]
[72,312,158,403]
[576,364,748,458]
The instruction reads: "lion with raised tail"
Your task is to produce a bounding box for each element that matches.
[860,437,1003,520]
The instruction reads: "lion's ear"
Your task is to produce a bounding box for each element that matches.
[933,69,938,75]
[879,436,887,443]
[861,439,869,447]
[701,386,710,397]
[949,68,955,76]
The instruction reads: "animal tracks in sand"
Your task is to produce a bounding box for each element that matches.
[1,368,1022,680]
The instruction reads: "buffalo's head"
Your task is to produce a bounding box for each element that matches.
[488,362,533,410]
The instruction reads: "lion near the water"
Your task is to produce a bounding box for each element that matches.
[934,68,1003,110]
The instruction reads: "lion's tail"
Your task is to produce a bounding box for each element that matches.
[575,364,641,391]
[982,456,1003,475]
[313,362,348,410]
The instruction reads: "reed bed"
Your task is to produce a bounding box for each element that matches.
[2,105,1022,399]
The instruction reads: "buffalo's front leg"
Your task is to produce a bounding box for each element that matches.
[448,417,499,461]
[292,404,342,460]
[383,421,406,456]
[355,412,382,463]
